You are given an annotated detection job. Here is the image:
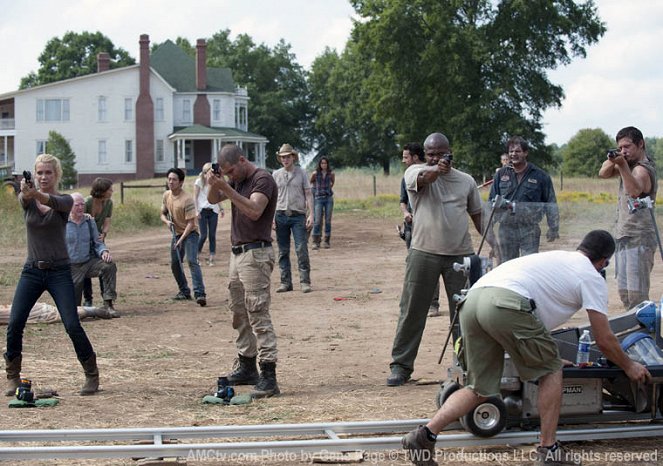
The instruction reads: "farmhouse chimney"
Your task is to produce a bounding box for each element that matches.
[193,38,210,127]
[97,52,110,72]
[135,34,155,180]
[196,39,207,91]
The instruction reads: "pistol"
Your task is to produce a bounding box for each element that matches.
[22,170,33,187]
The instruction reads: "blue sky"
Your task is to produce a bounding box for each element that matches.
[1,0,660,146]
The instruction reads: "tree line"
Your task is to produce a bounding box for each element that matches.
[21,1,612,177]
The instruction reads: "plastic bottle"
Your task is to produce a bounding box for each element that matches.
[576,330,591,366]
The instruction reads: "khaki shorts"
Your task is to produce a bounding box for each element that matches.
[459,287,562,397]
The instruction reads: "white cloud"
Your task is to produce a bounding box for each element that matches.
[542,0,663,144]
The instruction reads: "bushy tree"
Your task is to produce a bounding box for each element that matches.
[202,30,311,168]
[47,131,77,188]
[20,31,135,89]
[309,0,606,177]
[561,128,612,177]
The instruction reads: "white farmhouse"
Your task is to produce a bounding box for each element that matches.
[0,34,267,185]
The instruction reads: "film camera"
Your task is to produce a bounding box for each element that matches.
[211,163,221,176]
[215,376,235,402]
[607,148,620,159]
[15,378,35,403]
[492,196,516,214]
[627,196,654,214]
[22,170,33,187]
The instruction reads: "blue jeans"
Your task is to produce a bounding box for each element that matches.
[198,208,218,255]
[275,212,310,285]
[6,264,95,361]
[313,196,333,237]
[171,231,206,298]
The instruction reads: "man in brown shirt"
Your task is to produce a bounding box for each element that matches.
[207,144,280,398]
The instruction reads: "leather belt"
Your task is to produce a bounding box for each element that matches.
[276,210,304,217]
[231,241,271,255]
[29,259,70,270]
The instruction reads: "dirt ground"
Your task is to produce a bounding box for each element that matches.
[0,212,661,465]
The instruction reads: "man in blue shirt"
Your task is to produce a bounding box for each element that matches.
[66,193,119,317]
[489,136,559,263]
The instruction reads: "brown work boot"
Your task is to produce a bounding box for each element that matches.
[323,236,331,249]
[4,353,21,396]
[79,353,100,396]
[402,425,438,465]
[311,235,321,250]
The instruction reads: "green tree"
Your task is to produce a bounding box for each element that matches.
[200,30,311,168]
[310,0,605,177]
[645,137,663,168]
[561,128,612,177]
[47,130,77,188]
[20,31,135,89]
[309,45,398,173]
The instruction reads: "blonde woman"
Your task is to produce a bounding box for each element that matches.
[194,163,224,266]
[4,154,100,396]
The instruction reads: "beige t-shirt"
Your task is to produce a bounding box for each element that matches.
[273,166,310,214]
[405,164,482,255]
[162,190,199,236]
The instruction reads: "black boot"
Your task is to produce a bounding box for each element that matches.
[103,299,120,318]
[226,354,259,385]
[4,353,21,397]
[251,361,280,399]
[79,353,100,396]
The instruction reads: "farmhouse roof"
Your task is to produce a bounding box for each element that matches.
[150,40,235,93]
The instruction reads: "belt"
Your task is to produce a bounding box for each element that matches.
[276,210,304,217]
[231,241,271,255]
[28,259,70,270]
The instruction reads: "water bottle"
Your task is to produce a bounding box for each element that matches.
[576,330,591,366]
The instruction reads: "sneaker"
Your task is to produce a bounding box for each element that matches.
[402,426,438,466]
[276,284,293,293]
[301,283,312,293]
[535,442,582,465]
[427,306,442,318]
[196,296,207,307]
[83,299,93,307]
[208,256,215,266]
[386,372,410,387]
[173,292,192,301]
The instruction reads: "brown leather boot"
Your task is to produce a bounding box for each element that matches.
[79,353,99,395]
[4,353,21,396]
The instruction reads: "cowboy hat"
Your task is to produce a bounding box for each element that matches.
[277,143,299,162]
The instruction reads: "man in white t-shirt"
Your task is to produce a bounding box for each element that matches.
[402,230,651,466]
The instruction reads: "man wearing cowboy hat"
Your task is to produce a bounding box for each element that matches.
[273,143,314,293]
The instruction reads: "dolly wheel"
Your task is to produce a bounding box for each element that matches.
[460,396,507,437]
[435,381,461,409]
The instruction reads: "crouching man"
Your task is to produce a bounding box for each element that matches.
[66,193,119,318]
[402,230,651,466]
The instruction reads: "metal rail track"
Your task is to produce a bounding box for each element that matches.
[1,418,662,461]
